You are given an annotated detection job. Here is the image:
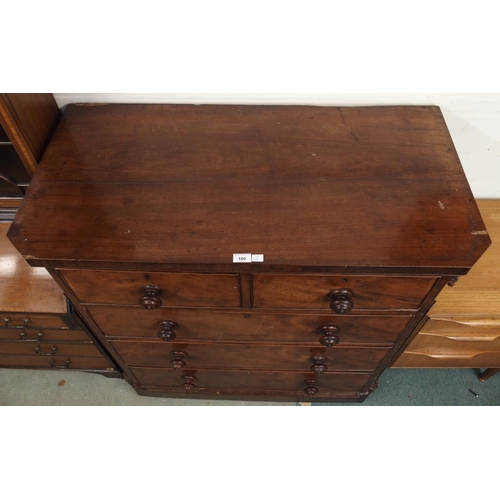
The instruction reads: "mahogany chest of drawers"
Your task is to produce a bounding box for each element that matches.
[7,104,491,402]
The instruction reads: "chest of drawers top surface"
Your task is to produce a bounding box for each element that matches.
[7,104,490,272]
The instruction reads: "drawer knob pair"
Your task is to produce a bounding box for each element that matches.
[50,359,71,369]
[35,346,58,356]
[330,289,354,314]
[157,321,178,342]
[19,331,44,341]
[5,317,32,327]
[139,285,163,310]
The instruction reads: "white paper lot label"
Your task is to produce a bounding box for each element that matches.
[233,254,265,263]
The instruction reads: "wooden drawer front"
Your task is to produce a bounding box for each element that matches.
[393,317,500,368]
[89,306,410,345]
[0,328,91,342]
[394,344,500,368]
[420,318,500,343]
[405,333,500,355]
[1,313,69,329]
[110,341,389,372]
[0,354,116,371]
[60,270,241,308]
[131,367,374,394]
[394,329,500,368]
[0,341,103,357]
[393,316,500,368]
[253,275,436,311]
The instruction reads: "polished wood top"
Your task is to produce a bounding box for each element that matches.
[7,104,491,272]
[0,223,67,313]
[430,199,500,316]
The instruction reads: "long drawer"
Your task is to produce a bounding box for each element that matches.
[110,340,390,372]
[252,275,437,311]
[131,367,374,395]
[0,341,104,357]
[88,306,412,345]
[60,270,241,308]
[1,313,69,329]
[0,354,116,371]
[0,328,93,342]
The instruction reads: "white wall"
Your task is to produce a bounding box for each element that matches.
[53,93,500,199]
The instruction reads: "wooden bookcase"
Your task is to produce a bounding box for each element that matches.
[0,94,60,220]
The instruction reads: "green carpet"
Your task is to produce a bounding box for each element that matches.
[314,368,500,406]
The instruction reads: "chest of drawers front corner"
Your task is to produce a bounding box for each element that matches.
[7,104,491,402]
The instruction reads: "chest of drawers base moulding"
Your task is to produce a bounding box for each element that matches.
[8,104,491,402]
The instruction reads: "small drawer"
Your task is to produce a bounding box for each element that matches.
[0,328,92,342]
[0,354,116,371]
[1,313,69,329]
[0,341,103,357]
[88,305,411,345]
[60,270,241,308]
[110,340,390,372]
[252,275,437,311]
[131,367,374,395]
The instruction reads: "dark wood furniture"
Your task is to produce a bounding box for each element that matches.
[394,199,500,381]
[7,104,491,402]
[0,93,60,220]
[0,222,120,376]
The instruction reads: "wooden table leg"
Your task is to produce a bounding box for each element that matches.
[479,368,500,382]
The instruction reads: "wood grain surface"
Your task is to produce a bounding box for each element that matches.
[7,104,491,272]
[428,199,500,316]
[0,222,67,313]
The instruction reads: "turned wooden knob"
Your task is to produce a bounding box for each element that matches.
[182,376,197,391]
[170,351,188,370]
[329,289,353,314]
[318,325,340,347]
[311,356,328,374]
[304,380,319,397]
[139,285,163,310]
[157,321,178,342]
